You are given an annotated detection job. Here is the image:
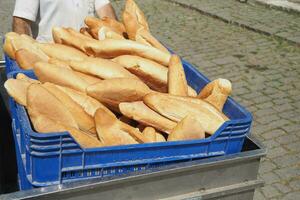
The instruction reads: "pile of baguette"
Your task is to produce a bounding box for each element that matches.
[3,0,232,148]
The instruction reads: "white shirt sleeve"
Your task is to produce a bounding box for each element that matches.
[95,0,110,10]
[13,0,39,21]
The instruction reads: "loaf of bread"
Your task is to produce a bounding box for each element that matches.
[43,82,96,134]
[16,73,41,84]
[4,79,32,106]
[87,78,151,107]
[142,127,166,142]
[34,62,89,92]
[85,39,171,66]
[123,0,149,40]
[168,115,205,141]
[198,78,232,111]
[94,108,149,145]
[27,84,78,129]
[143,93,227,134]
[135,27,169,53]
[36,42,87,61]
[98,26,125,40]
[3,32,20,59]
[55,85,114,117]
[85,16,126,36]
[112,55,168,92]
[119,101,176,133]
[15,49,47,70]
[80,27,93,38]
[168,55,188,96]
[69,57,136,80]
[30,114,102,148]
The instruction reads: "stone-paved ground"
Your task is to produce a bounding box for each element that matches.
[170,0,300,44]
[111,0,300,199]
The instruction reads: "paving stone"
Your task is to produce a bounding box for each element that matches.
[275,134,299,145]
[260,172,281,184]
[272,183,292,194]
[262,129,286,140]
[274,166,300,180]
[282,191,300,200]
[289,179,300,190]
[273,153,299,167]
[259,160,277,173]
[261,185,281,198]
[267,146,288,159]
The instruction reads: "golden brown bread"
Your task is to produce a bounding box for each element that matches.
[15,49,47,70]
[98,26,125,40]
[55,85,114,117]
[112,55,168,92]
[135,27,169,53]
[142,127,166,142]
[36,42,88,61]
[113,55,198,94]
[16,73,41,84]
[42,82,96,134]
[94,108,149,146]
[48,58,102,84]
[27,84,78,129]
[142,127,156,142]
[87,78,151,107]
[168,115,205,141]
[123,0,149,40]
[3,32,20,59]
[80,27,93,38]
[168,55,188,96]
[143,93,228,135]
[34,62,89,92]
[4,79,32,106]
[30,114,102,148]
[85,16,126,36]
[69,57,136,80]
[198,79,232,111]
[119,101,176,133]
[84,39,171,66]
[66,28,96,42]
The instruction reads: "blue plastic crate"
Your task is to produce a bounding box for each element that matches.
[7,59,252,188]
[4,53,21,75]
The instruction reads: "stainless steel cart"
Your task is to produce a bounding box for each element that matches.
[1,136,265,200]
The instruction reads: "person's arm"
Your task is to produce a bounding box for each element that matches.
[12,17,33,35]
[12,0,39,35]
[95,1,117,20]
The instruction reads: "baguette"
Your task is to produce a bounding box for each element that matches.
[142,127,166,142]
[43,82,96,134]
[87,78,151,106]
[135,27,169,53]
[3,32,20,59]
[37,42,87,61]
[69,57,136,79]
[168,115,205,141]
[48,58,102,84]
[4,79,32,106]
[94,108,149,146]
[55,85,114,117]
[198,79,232,111]
[119,101,176,133]
[156,132,166,142]
[112,55,168,92]
[30,114,102,148]
[34,62,89,92]
[16,73,41,84]
[15,49,47,70]
[11,39,49,61]
[98,26,125,40]
[84,16,126,36]
[80,27,93,38]
[143,93,227,135]
[168,55,188,96]
[113,55,198,95]
[27,84,78,129]
[123,0,149,40]
[85,39,171,66]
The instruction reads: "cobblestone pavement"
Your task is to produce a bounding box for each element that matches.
[1,0,300,199]
[169,0,300,44]
[111,1,300,199]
